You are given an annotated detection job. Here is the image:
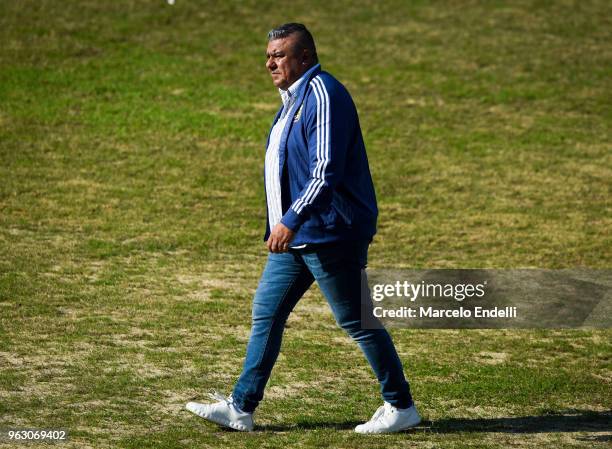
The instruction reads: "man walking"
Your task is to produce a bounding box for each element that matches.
[186,23,421,434]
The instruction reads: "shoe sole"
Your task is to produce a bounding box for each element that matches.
[185,403,253,432]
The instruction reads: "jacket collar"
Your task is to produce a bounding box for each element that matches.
[271,64,321,125]
[278,63,320,108]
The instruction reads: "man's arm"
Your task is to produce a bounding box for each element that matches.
[279,76,354,233]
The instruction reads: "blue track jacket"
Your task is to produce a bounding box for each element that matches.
[264,64,378,246]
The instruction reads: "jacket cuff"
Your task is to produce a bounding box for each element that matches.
[281,207,306,232]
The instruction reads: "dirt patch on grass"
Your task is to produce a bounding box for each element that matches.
[475,351,508,365]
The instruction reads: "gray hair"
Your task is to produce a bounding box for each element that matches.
[267,23,318,63]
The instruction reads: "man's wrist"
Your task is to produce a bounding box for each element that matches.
[280,208,304,232]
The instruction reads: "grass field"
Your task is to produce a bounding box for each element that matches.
[1,0,610,448]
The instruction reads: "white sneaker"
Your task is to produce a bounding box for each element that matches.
[354,402,421,434]
[186,391,254,432]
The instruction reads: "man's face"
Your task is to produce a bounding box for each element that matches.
[266,35,307,90]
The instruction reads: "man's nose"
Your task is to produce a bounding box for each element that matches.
[266,59,275,71]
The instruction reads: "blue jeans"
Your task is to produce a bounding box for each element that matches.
[232,239,413,413]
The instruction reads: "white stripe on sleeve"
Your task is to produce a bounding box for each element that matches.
[292,76,330,214]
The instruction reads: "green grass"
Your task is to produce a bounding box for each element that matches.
[0,1,610,448]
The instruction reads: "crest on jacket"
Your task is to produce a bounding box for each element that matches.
[293,104,303,123]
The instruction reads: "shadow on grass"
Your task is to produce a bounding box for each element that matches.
[258,420,363,432]
[427,409,611,434]
[256,409,611,434]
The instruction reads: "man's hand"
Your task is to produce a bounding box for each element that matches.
[266,223,296,253]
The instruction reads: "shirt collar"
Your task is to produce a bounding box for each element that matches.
[279,63,320,107]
